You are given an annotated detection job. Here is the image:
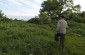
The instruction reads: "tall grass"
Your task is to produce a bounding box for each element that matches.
[0,21,85,55]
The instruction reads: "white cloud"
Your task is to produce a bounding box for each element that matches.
[0,2,3,5]
[0,0,45,17]
[6,10,39,16]
[8,0,43,16]
[16,0,40,9]
[7,13,34,16]
[34,0,44,4]
[8,0,22,5]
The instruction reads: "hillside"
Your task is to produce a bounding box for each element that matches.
[0,21,85,55]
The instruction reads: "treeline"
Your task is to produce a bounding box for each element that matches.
[28,0,85,24]
[0,10,24,22]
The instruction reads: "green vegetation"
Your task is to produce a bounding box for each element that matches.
[0,21,85,55]
[0,10,11,22]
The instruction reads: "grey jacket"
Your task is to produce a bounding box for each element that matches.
[56,19,68,34]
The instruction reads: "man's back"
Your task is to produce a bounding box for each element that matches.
[57,19,68,34]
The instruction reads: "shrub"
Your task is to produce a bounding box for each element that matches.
[27,18,40,24]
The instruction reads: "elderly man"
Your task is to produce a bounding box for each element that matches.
[55,16,68,49]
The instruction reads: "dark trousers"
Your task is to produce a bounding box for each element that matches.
[55,33,65,49]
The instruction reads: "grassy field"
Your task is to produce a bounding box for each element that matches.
[0,21,85,55]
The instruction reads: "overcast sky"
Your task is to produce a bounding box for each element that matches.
[0,0,85,17]
[0,0,45,17]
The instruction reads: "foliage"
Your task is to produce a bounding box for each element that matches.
[0,10,4,18]
[40,0,75,19]
[73,5,81,13]
[69,13,85,23]
[39,12,51,24]
[63,9,72,20]
[0,21,85,55]
[0,10,11,22]
[28,17,40,24]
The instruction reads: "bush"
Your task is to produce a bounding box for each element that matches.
[27,18,40,24]
[1,18,11,22]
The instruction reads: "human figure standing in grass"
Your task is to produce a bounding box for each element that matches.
[55,15,68,49]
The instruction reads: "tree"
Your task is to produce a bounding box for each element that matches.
[0,10,11,22]
[63,9,72,20]
[40,0,63,19]
[39,12,51,23]
[0,10,4,19]
[40,0,81,20]
[80,11,85,17]
[28,16,40,24]
[73,5,81,13]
